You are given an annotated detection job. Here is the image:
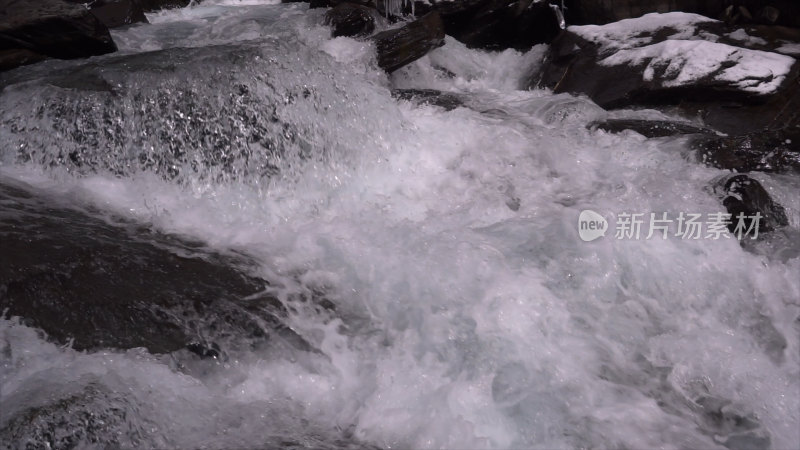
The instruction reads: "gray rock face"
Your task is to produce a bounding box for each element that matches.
[0,0,117,62]
[324,2,379,37]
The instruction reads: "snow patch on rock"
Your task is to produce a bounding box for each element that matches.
[569,12,718,50]
[601,40,794,95]
[777,42,800,56]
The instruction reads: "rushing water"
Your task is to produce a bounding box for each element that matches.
[1,2,799,449]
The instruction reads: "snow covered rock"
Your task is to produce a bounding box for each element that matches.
[538,12,797,109]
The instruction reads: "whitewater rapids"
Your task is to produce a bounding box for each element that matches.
[1,2,798,449]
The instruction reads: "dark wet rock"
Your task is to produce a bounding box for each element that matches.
[693,128,800,173]
[63,0,149,28]
[88,0,148,28]
[711,174,789,235]
[373,11,444,73]
[392,88,463,110]
[138,0,191,11]
[324,2,378,38]
[0,0,117,70]
[410,0,563,50]
[589,119,714,138]
[694,396,772,450]
[0,180,307,354]
[757,6,780,25]
[309,0,375,8]
[0,48,47,72]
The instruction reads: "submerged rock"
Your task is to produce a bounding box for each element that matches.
[373,11,444,72]
[0,180,306,354]
[391,88,463,110]
[324,2,378,38]
[0,0,117,71]
[693,128,800,173]
[589,118,714,138]
[711,174,789,235]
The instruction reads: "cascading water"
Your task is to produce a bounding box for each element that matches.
[1,2,798,449]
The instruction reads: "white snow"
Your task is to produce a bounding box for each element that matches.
[570,12,718,51]
[726,28,768,46]
[777,42,800,56]
[601,39,795,95]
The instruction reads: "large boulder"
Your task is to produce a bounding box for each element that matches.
[0,0,117,65]
[0,180,307,355]
[536,12,799,135]
[373,11,445,72]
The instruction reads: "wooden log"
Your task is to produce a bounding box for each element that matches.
[372,11,444,73]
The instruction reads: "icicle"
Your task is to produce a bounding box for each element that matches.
[550,3,565,29]
[381,0,411,18]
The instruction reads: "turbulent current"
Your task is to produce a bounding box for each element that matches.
[1,1,799,449]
